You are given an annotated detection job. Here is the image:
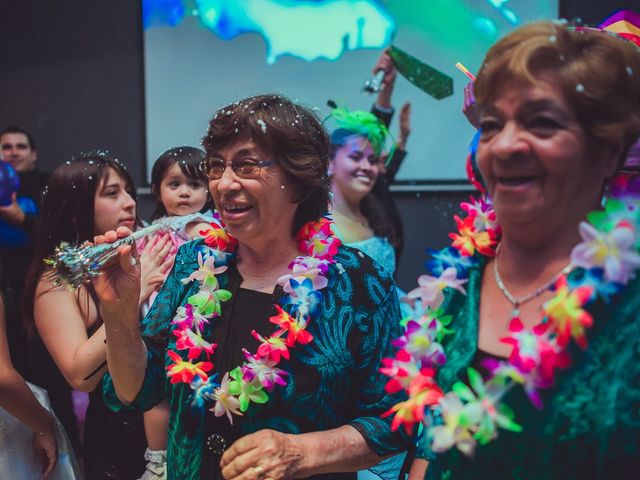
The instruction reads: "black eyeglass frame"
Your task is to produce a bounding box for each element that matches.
[202,158,276,180]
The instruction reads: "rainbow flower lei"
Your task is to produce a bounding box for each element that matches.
[382,181,640,456]
[166,215,341,423]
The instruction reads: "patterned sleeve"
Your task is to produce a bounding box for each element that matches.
[103,241,198,412]
[348,287,413,455]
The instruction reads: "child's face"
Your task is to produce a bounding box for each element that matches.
[159,163,208,216]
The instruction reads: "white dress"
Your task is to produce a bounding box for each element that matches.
[0,383,83,479]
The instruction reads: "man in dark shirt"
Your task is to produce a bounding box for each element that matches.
[0,126,49,377]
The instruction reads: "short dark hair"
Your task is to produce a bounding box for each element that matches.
[150,146,211,220]
[1,125,36,150]
[202,94,330,235]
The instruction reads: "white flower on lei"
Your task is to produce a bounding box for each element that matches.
[571,221,640,284]
[211,372,242,424]
[276,256,329,293]
[181,252,228,285]
[405,267,467,310]
[429,393,478,456]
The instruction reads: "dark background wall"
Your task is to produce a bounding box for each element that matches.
[0,1,146,183]
[0,0,633,290]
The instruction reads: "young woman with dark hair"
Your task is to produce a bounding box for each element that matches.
[23,152,172,479]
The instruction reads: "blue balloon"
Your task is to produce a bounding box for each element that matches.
[0,162,20,206]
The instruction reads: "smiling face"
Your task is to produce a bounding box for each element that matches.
[329,135,379,203]
[93,167,137,235]
[477,76,617,234]
[0,132,37,172]
[158,163,208,217]
[208,139,298,247]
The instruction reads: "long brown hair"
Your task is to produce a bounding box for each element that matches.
[22,152,137,335]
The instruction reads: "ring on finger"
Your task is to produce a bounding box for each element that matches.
[253,466,266,479]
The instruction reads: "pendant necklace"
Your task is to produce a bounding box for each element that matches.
[493,244,575,320]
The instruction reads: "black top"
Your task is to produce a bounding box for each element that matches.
[203,288,274,479]
[202,288,357,480]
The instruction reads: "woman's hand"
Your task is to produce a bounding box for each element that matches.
[220,430,304,480]
[93,227,141,311]
[463,81,480,129]
[139,233,174,304]
[0,192,26,225]
[32,421,58,478]
[373,49,397,109]
[397,101,412,150]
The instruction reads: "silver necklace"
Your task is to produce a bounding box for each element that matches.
[493,244,575,319]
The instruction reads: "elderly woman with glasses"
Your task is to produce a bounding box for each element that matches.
[95,94,410,480]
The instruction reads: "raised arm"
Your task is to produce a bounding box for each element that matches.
[94,228,148,404]
[373,49,397,114]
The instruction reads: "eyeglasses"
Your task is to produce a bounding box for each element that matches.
[203,158,275,180]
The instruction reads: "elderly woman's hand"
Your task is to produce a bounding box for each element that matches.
[220,430,304,480]
[92,227,141,311]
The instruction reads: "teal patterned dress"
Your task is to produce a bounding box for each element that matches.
[421,260,640,480]
[103,240,411,480]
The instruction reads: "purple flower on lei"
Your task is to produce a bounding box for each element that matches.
[277,256,329,294]
[571,221,640,284]
[392,320,446,367]
[241,349,288,391]
[171,303,210,331]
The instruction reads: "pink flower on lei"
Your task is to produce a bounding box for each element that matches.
[251,330,289,363]
[173,327,217,360]
[171,304,209,331]
[380,349,421,393]
[297,217,341,260]
[501,318,569,381]
[241,349,288,391]
[460,197,500,235]
[405,267,467,309]
[571,220,640,284]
